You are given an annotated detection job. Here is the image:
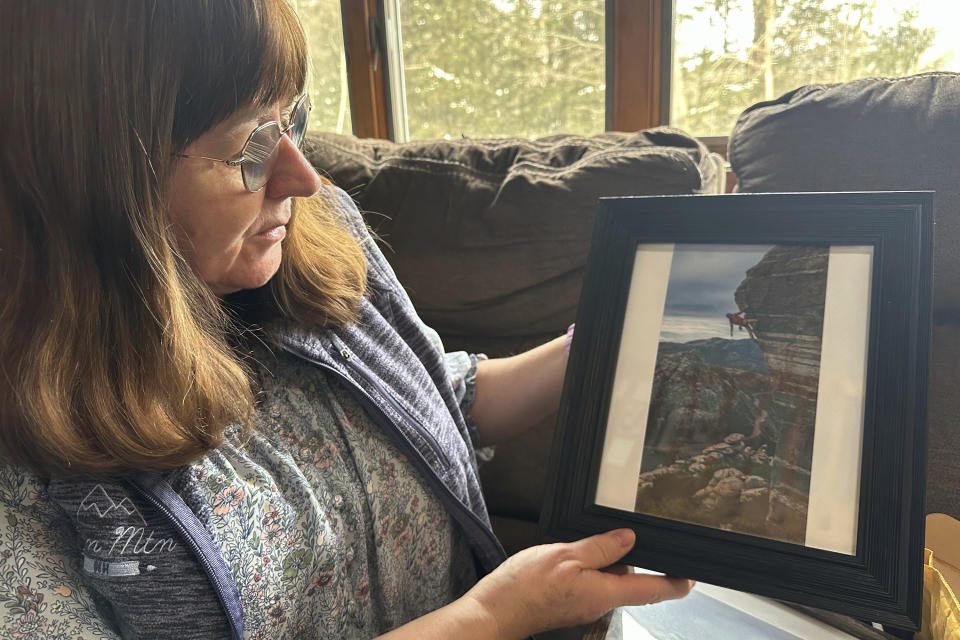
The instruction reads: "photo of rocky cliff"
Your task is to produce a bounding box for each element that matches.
[634,244,829,546]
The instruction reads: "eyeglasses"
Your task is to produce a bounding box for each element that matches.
[177,92,312,192]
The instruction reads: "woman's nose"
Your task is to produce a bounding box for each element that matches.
[264,134,322,199]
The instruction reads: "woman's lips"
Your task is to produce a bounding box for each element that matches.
[254,223,287,242]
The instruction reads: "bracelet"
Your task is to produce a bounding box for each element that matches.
[564,323,575,354]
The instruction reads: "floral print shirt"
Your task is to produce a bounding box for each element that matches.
[0,342,480,639]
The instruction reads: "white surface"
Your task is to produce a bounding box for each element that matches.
[620,610,660,640]
[692,582,859,639]
[617,578,860,640]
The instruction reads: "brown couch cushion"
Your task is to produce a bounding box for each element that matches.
[305,129,725,356]
[729,72,960,519]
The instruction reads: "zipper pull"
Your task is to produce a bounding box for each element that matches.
[339,348,352,361]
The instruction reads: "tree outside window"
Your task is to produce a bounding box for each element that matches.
[396,0,605,140]
[672,0,957,137]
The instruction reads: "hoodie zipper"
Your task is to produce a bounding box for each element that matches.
[332,345,452,471]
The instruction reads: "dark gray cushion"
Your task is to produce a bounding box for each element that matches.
[306,129,725,355]
[729,72,960,519]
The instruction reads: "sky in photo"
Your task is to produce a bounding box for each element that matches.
[659,244,773,343]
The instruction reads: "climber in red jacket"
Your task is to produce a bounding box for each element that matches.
[726,309,758,339]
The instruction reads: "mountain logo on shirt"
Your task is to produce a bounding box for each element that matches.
[78,484,147,526]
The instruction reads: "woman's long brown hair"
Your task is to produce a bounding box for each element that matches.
[0,0,366,476]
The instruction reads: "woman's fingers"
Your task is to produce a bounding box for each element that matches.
[601,564,633,576]
[566,528,636,569]
[599,571,696,608]
[565,530,694,608]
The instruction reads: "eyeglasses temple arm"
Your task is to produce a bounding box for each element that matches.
[175,153,245,166]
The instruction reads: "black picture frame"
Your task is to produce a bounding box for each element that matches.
[539,192,933,632]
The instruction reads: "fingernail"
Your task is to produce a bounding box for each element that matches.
[616,529,634,546]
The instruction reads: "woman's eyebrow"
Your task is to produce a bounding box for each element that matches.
[249,106,274,123]
[231,102,273,123]
[253,102,290,123]
[234,95,296,127]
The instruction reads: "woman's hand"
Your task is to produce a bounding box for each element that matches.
[463,528,694,638]
[378,528,692,640]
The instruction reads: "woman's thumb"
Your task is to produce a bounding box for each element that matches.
[568,529,636,569]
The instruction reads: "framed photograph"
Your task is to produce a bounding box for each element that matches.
[540,192,933,631]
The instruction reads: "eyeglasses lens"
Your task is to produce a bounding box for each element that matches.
[240,95,311,192]
[291,95,310,148]
[240,126,281,192]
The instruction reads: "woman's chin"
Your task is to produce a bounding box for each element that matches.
[209,252,283,296]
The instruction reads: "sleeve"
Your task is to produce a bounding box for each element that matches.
[442,350,486,418]
[444,350,491,454]
[0,468,119,639]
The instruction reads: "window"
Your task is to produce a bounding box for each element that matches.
[297,0,960,143]
[671,0,960,138]
[390,0,605,140]
[295,0,352,135]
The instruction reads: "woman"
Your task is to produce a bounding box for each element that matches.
[0,1,692,638]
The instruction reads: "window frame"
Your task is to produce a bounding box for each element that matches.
[340,0,675,140]
[606,0,671,132]
[340,0,391,139]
